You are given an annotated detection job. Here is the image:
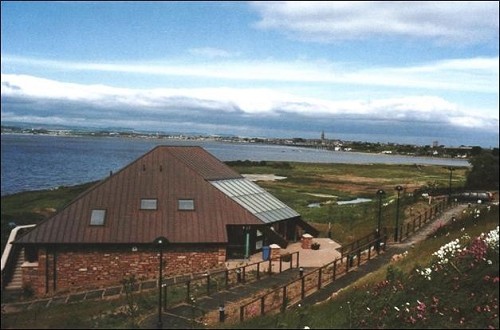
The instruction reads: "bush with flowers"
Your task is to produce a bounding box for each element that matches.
[355,225,499,329]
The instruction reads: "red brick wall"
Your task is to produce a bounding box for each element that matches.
[25,244,226,297]
[21,263,40,296]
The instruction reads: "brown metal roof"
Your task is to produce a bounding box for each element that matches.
[15,146,263,245]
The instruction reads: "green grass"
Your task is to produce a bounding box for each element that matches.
[234,162,468,243]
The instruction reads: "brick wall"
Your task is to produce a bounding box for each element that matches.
[21,262,40,296]
[25,244,226,297]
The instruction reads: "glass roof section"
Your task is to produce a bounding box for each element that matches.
[211,179,299,223]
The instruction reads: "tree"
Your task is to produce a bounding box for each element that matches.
[465,148,499,190]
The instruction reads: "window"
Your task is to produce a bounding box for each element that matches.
[178,199,195,210]
[141,199,158,210]
[90,209,106,226]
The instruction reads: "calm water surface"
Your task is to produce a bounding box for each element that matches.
[1,134,470,196]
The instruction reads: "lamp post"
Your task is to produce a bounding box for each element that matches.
[376,189,385,252]
[446,167,455,204]
[394,185,404,242]
[153,236,169,329]
[376,189,385,235]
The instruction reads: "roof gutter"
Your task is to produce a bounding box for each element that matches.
[1,224,36,272]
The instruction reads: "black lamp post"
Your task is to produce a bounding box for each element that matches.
[376,189,385,251]
[376,189,385,235]
[446,167,455,204]
[153,236,169,329]
[394,185,404,242]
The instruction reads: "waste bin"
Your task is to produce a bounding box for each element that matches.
[262,246,270,261]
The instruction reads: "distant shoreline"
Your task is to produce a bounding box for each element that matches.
[0,128,485,161]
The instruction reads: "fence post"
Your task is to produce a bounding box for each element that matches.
[268,259,272,275]
[333,259,337,280]
[163,284,167,311]
[236,268,242,283]
[219,303,225,323]
[282,286,287,312]
[261,296,265,316]
[186,281,191,303]
[318,268,322,290]
[301,276,305,299]
[206,273,210,296]
[357,249,361,267]
[240,306,244,322]
[257,263,260,280]
[225,269,229,288]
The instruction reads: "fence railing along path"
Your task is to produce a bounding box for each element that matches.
[201,199,457,325]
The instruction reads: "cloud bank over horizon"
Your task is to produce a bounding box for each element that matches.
[2,73,498,147]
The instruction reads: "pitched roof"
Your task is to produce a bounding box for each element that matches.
[15,146,299,245]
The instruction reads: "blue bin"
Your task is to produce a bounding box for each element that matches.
[262,246,270,261]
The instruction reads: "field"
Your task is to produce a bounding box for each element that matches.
[229,161,468,242]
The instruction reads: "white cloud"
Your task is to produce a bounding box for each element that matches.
[251,1,499,44]
[3,55,498,94]
[2,74,497,132]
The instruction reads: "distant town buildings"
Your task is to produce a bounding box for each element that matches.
[1,125,488,159]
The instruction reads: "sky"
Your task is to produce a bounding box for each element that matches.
[1,1,499,147]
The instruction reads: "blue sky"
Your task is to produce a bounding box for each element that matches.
[1,1,499,147]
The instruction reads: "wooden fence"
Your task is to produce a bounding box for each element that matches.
[391,199,449,243]
[237,234,388,323]
[161,251,300,309]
